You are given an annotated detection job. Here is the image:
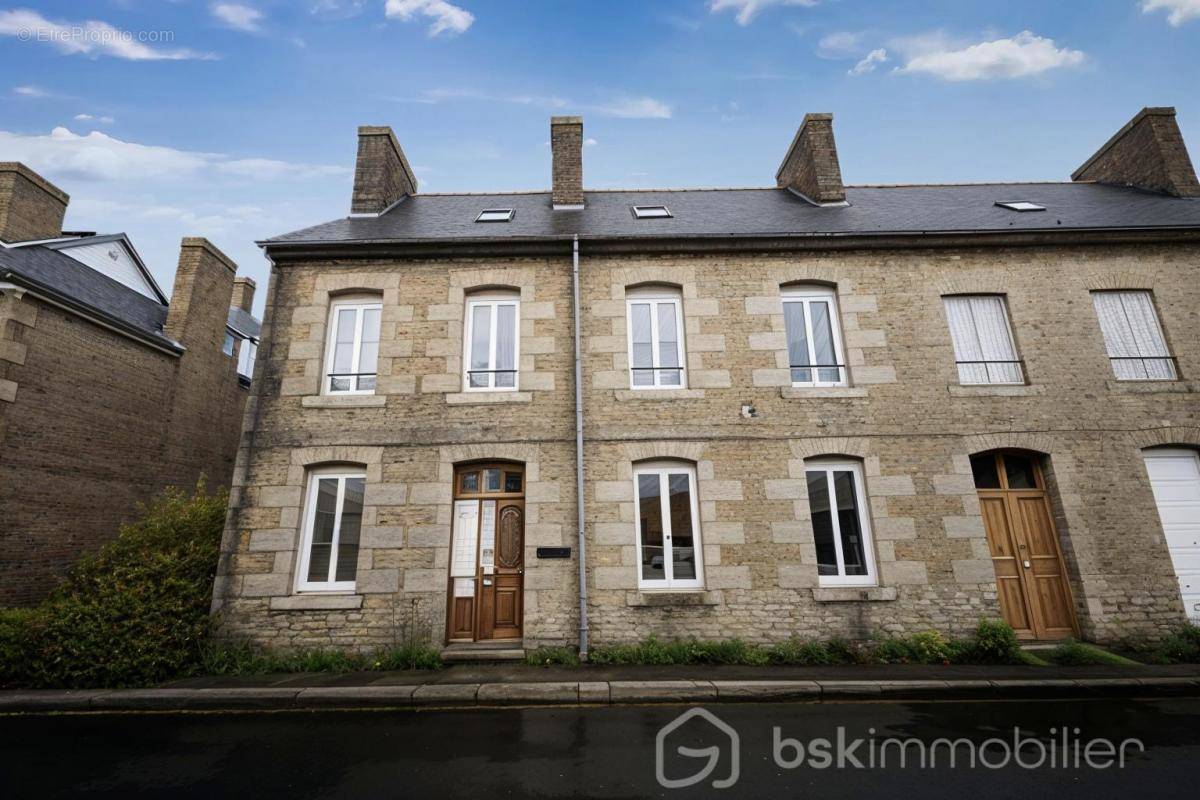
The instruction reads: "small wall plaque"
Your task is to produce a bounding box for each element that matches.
[536,547,572,559]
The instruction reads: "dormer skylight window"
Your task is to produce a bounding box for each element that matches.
[632,205,672,219]
[995,201,1046,212]
[475,208,514,223]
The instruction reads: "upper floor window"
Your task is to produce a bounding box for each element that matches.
[1092,291,1177,381]
[805,458,877,587]
[943,295,1024,385]
[324,297,381,395]
[633,460,703,590]
[627,286,685,389]
[464,291,519,391]
[222,331,236,357]
[782,284,846,387]
[295,469,365,592]
[237,338,257,379]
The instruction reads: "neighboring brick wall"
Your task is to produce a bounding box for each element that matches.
[214,240,1198,650]
[0,163,68,243]
[1072,107,1200,197]
[775,114,846,203]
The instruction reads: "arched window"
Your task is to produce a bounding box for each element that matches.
[323,294,382,395]
[295,466,366,592]
[464,289,520,391]
[781,284,846,387]
[633,460,703,589]
[626,285,686,389]
[804,457,876,586]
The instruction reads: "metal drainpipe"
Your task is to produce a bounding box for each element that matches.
[572,234,589,659]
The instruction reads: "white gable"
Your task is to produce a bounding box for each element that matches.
[52,238,162,301]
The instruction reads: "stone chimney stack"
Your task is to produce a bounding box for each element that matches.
[230,276,256,313]
[350,126,418,215]
[0,162,69,243]
[1072,107,1199,197]
[775,113,846,204]
[551,116,584,209]
[165,238,238,347]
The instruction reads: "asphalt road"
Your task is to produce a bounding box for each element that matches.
[2,698,1198,798]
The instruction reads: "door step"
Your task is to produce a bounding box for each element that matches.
[442,641,526,663]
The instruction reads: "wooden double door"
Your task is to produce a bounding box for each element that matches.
[972,451,1078,640]
[447,463,525,642]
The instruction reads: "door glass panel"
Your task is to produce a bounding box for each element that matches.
[479,501,496,569]
[630,303,653,386]
[484,469,501,492]
[806,472,837,575]
[637,474,665,581]
[450,500,480,577]
[971,454,1001,489]
[1004,455,1038,489]
[667,473,695,580]
[460,471,479,493]
[470,304,491,387]
[307,478,338,581]
[833,471,867,576]
[334,478,364,582]
[504,472,522,493]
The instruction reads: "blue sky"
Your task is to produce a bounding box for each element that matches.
[2,0,1199,314]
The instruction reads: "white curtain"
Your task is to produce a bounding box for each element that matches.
[495,304,516,387]
[1093,291,1175,380]
[944,296,1021,384]
[630,303,653,385]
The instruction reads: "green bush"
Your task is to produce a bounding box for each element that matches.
[1146,624,1200,664]
[525,646,580,667]
[766,638,843,666]
[964,619,1022,664]
[201,641,442,674]
[0,484,227,689]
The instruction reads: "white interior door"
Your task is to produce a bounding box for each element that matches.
[1144,449,1200,621]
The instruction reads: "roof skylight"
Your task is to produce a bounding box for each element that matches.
[995,201,1046,212]
[632,205,672,219]
[476,208,515,223]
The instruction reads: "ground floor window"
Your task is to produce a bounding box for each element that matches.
[295,470,365,592]
[805,459,877,587]
[633,461,703,589]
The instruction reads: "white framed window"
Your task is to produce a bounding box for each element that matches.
[626,286,686,389]
[1092,291,1177,381]
[237,339,257,379]
[295,469,365,592]
[943,295,1024,385]
[222,331,236,357]
[781,284,847,387]
[805,459,877,587]
[323,297,382,394]
[633,460,703,590]
[464,291,520,391]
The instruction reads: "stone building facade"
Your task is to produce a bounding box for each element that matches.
[0,163,260,605]
[213,109,1200,653]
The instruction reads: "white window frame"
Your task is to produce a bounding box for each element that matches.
[804,458,877,587]
[625,287,687,390]
[237,338,257,379]
[463,291,521,392]
[942,294,1025,385]
[632,460,704,590]
[222,331,236,357]
[322,296,382,396]
[294,469,366,593]
[1092,290,1177,382]
[781,285,848,388]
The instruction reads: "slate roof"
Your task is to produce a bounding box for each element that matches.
[263,182,1200,247]
[227,305,261,340]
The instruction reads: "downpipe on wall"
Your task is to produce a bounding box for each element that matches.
[572,234,589,659]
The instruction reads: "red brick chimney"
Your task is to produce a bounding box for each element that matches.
[0,162,69,243]
[776,113,846,204]
[1072,107,1200,197]
[351,126,417,215]
[551,116,584,209]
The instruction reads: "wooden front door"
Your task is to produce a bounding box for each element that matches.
[972,452,1078,640]
[446,463,524,642]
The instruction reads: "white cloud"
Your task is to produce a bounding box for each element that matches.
[584,138,598,147]
[895,30,1085,81]
[817,31,863,59]
[1141,0,1200,26]
[708,0,817,26]
[310,1,364,20]
[591,96,672,119]
[0,8,216,60]
[848,48,888,76]
[384,0,473,37]
[211,3,264,33]
[73,113,115,124]
[14,85,49,97]
[398,89,673,119]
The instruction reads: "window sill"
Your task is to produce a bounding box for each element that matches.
[947,384,1044,397]
[811,586,897,603]
[445,391,533,405]
[1106,380,1196,394]
[780,386,867,399]
[614,388,706,401]
[302,395,386,408]
[626,590,723,607]
[269,594,363,611]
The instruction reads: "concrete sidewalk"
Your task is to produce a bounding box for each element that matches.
[4,663,1200,712]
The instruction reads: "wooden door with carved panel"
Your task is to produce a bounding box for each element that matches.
[447,463,524,642]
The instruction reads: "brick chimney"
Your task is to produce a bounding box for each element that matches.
[165,238,238,347]
[551,116,584,209]
[230,276,256,313]
[775,113,846,204]
[1072,107,1200,197]
[0,162,69,243]
[350,126,417,215]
